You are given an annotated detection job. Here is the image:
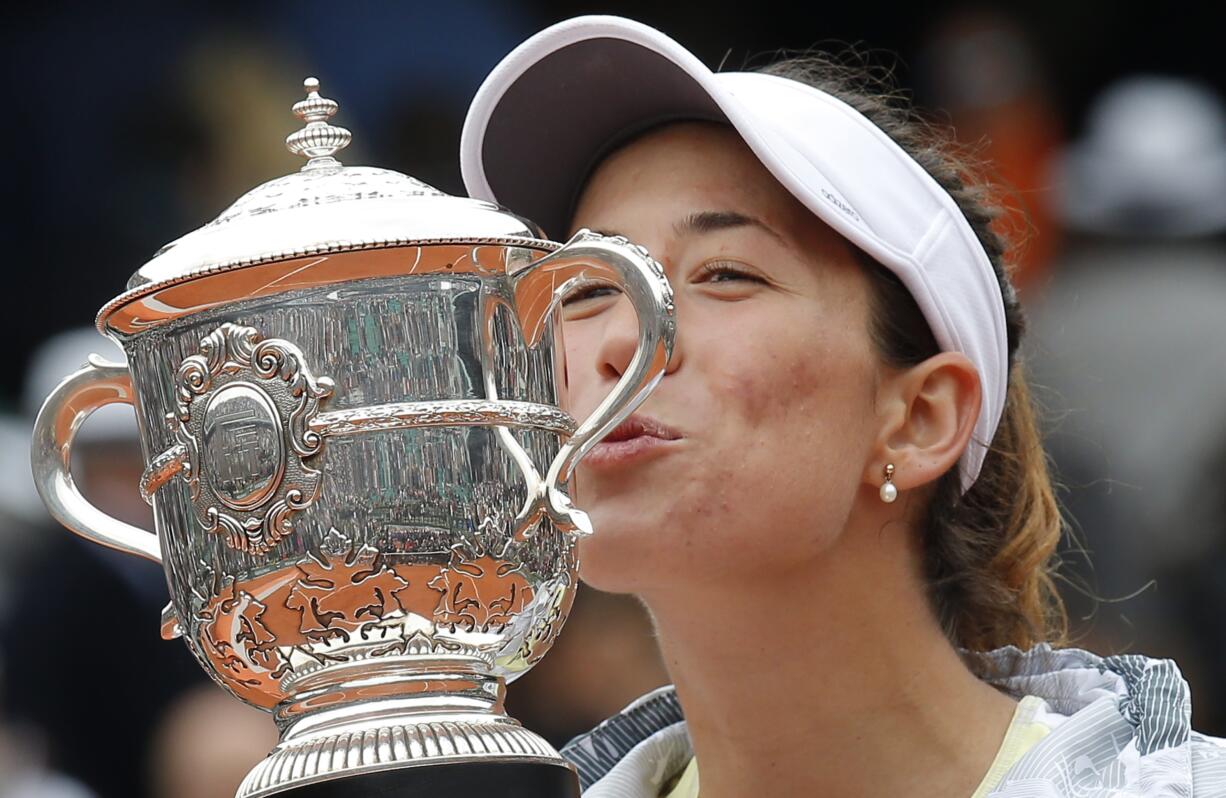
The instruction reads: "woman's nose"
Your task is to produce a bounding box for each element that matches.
[596,291,682,382]
[595,296,640,381]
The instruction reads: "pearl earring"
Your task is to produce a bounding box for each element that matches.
[879,463,898,503]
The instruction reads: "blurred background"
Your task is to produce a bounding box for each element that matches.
[3,2,1225,796]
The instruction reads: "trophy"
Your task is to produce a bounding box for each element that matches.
[30,79,675,797]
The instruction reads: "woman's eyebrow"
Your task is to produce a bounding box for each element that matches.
[674,210,785,244]
[589,211,785,245]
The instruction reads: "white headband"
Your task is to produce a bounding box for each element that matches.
[460,14,1008,494]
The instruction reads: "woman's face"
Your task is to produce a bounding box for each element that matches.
[561,121,886,597]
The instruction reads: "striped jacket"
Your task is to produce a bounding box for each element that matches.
[560,642,1226,797]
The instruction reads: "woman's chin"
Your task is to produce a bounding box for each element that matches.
[575,523,659,594]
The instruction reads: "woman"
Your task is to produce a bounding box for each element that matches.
[460,15,1226,798]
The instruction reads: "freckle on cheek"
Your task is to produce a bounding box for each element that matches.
[719,369,772,422]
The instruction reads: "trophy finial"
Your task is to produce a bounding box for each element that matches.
[285,77,352,172]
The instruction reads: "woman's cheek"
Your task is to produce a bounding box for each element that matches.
[709,343,817,428]
[560,332,604,417]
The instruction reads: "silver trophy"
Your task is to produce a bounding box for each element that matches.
[30,79,674,797]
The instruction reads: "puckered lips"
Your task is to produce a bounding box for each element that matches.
[582,413,682,470]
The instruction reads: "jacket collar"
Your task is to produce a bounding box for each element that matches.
[560,643,1215,797]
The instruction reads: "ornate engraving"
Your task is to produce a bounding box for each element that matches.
[275,529,503,681]
[197,570,290,686]
[140,443,188,504]
[286,528,412,645]
[428,505,534,634]
[508,576,573,670]
[172,323,334,553]
[276,626,495,695]
[308,399,577,438]
[185,561,296,708]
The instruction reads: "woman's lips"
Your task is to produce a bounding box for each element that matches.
[582,414,681,470]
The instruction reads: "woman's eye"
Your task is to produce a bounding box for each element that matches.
[694,261,766,284]
[561,284,621,307]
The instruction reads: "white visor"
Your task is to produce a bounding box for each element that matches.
[461,14,1008,494]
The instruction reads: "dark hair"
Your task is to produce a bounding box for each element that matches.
[751,53,1072,677]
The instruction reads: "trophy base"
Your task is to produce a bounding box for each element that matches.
[237,656,578,797]
[238,715,575,798]
[267,760,580,797]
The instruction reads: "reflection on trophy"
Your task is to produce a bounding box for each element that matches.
[30,79,675,797]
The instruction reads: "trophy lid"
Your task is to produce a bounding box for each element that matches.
[97,78,555,336]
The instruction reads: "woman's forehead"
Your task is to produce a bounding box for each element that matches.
[577,124,792,219]
[573,122,851,258]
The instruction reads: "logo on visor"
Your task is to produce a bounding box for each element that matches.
[820,188,862,223]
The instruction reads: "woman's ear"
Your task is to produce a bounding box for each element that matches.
[866,352,982,492]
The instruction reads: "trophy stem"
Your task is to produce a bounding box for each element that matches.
[236,655,574,798]
[275,655,506,738]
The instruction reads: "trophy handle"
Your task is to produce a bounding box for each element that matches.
[30,355,162,563]
[512,228,675,536]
